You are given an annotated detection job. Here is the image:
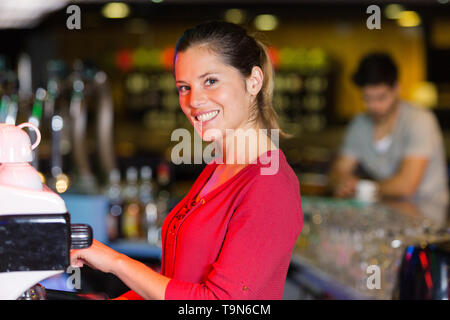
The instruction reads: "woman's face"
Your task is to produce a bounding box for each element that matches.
[175,45,260,142]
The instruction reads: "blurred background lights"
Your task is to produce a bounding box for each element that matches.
[35,88,47,100]
[37,171,46,184]
[51,115,64,131]
[102,2,130,19]
[412,82,438,108]
[397,11,421,27]
[254,14,279,31]
[391,239,402,249]
[55,173,69,194]
[384,4,405,20]
[224,9,246,25]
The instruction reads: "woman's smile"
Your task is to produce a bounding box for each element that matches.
[193,109,220,125]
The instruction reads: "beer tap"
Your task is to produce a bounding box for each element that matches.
[0,57,8,123]
[0,56,19,125]
[44,60,71,192]
[28,87,47,170]
[68,59,97,193]
[68,59,117,193]
[94,68,117,180]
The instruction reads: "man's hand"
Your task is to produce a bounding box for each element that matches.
[329,154,359,198]
[334,175,359,198]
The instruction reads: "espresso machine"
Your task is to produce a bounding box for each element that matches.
[0,122,93,300]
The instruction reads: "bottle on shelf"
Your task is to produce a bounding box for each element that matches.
[105,168,123,242]
[122,167,143,240]
[156,161,171,231]
[139,166,158,245]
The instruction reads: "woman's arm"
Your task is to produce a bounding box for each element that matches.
[70,240,170,300]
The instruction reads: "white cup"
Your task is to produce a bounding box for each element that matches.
[0,122,41,163]
[355,180,378,203]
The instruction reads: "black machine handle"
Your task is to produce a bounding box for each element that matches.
[70,224,93,249]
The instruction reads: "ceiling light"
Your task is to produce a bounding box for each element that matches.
[397,11,421,27]
[254,14,279,31]
[384,4,405,20]
[102,2,130,19]
[224,9,246,25]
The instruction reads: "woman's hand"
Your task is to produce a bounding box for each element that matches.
[71,239,170,300]
[70,239,125,274]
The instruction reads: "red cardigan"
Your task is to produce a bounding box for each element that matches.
[119,149,302,300]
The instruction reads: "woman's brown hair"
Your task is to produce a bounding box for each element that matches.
[174,20,289,139]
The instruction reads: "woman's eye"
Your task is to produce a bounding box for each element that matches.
[205,78,217,86]
[177,86,190,94]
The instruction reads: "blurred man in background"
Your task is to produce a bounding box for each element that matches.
[329,53,448,205]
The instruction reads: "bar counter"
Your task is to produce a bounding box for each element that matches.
[63,193,449,299]
[290,196,450,299]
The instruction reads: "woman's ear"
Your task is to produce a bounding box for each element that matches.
[245,66,264,97]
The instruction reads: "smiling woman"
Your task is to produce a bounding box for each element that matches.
[173,21,292,167]
[70,21,303,300]
[175,44,257,147]
[174,21,286,140]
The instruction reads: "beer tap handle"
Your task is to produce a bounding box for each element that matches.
[69,60,98,193]
[45,60,69,187]
[95,71,117,177]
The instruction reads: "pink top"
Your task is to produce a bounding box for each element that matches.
[119,149,302,300]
